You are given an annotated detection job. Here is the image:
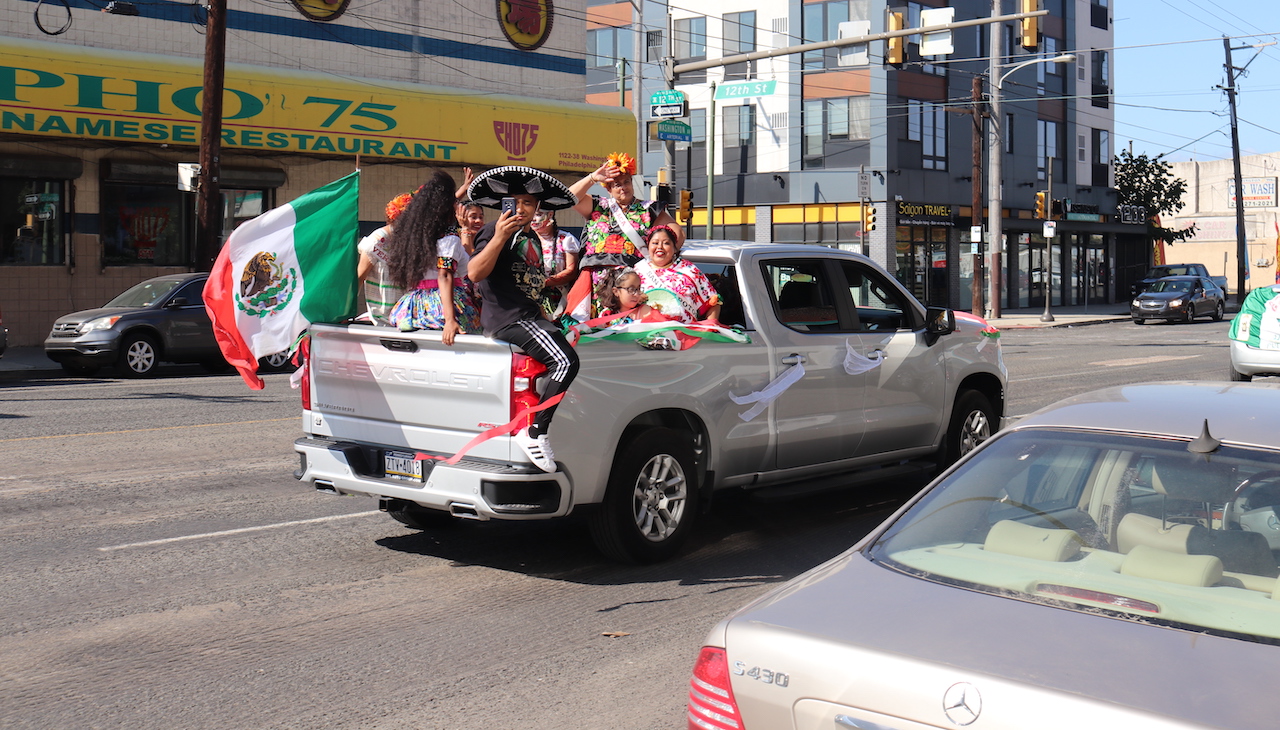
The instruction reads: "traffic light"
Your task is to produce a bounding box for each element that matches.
[864,203,877,232]
[1034,191,1048,219]
[1019,0,1039,50]
[886,12,904,65]
[678,189,694,224]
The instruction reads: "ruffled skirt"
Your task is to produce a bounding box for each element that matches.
[390,280,482,333]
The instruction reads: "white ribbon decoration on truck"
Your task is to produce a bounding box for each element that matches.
[843,337,889,375]
[729,362,806,422]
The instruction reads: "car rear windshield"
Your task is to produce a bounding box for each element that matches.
[105,278,184,307]
[870,429,1280,643]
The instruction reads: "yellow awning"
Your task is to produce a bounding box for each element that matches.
[0,37,634,172]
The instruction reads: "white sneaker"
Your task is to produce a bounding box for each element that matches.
[514,429,556,473]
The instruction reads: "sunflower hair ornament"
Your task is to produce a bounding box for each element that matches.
[606,152,637,176]
[384,192,414,223]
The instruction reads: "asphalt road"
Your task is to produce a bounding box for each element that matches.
[0,318,1251,729]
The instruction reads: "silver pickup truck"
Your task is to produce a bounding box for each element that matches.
[293,242,1007,562]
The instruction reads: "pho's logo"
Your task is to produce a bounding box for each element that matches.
[236,251,297,317]
[287,0,352,22]
[497,0,554,51]
[494,121,540,161]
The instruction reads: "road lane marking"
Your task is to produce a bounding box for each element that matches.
[97,510,380,551]
[1087,355,1201,368]
[0,417,296,443]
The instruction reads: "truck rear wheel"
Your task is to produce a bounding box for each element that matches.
[590,427,698,564]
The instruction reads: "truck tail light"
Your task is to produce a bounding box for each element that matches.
[687,647,744,730]
[299,337,312,411]
[510,353,547,431]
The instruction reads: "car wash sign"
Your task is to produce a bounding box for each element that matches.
[0,37,630,171]
[1229,178,1278,209]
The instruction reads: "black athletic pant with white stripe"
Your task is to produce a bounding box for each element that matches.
[493,318,580,438]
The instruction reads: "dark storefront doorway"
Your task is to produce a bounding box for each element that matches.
[894,225,949,307]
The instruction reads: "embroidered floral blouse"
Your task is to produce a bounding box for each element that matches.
[580,196,662,269]
[635,258,720,324]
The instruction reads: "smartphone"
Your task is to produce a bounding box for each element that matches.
[501,197,516,216]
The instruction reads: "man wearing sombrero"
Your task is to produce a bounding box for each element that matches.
[467,166,579,473]
[565,152,683,320]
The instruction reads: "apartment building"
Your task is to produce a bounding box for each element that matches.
[586,0,1147,311]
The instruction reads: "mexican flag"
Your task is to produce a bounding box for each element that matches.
[1230,284,1280,352]
[204,171,361,389]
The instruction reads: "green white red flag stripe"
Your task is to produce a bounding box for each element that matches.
[204,171,360,389]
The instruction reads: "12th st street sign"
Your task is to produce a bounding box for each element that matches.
[714,80,777,100]
[650,90,687,119]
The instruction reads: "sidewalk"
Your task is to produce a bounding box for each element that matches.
[987,304,1131,330]
[0,347,62,379]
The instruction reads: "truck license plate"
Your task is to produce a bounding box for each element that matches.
[384,450,424,481]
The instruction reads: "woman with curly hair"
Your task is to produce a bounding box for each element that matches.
[386,169,482,345]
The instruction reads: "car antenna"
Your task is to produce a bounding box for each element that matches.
[1187,419,1220,455]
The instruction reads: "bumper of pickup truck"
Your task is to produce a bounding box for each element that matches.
[294,436,573,520]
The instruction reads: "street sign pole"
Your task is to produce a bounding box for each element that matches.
[707,81,716,240]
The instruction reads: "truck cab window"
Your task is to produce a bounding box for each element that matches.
[690,262,746,328]
[842,261,909,331]
[763,260,848,333]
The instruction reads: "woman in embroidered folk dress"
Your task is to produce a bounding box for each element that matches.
[386,170,482,345]
[530,211,581,318]
[634,225,721,324]
[566,152,683,319]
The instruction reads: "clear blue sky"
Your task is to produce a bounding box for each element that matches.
[1114,0,1280,161]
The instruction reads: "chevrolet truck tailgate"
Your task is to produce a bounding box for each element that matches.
[307,323,514,460]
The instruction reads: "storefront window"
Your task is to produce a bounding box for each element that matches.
[101,183,191,266]
[1,178,64,264]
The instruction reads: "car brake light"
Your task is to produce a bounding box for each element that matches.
[687,647,744,730]
[510,353,547,430]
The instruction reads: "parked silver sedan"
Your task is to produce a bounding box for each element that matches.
[688,382,1280,730]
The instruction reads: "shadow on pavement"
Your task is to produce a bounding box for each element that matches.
[374,473,929,588]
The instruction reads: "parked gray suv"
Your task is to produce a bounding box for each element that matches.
[43,273,292,377]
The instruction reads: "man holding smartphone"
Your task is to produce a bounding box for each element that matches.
[467,166,579,473]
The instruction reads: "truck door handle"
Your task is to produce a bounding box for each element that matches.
[781,353,807,365]
[869,348,887,360]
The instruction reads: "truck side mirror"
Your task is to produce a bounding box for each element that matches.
[924,307,955,341]
[165,297,189,308]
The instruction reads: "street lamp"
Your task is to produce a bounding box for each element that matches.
[985,31,1075,319]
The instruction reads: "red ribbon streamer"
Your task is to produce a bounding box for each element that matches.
[415,391,565,466]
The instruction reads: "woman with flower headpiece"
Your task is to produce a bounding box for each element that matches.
[635,224,721,325]
[565,152,683,319]
[356,190,414,324]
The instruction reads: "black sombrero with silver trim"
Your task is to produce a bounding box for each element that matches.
[466,166,577,211]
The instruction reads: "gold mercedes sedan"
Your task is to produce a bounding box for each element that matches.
[688,382,1280,730]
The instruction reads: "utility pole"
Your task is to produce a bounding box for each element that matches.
[970,73,984,315]
[194,0,226,272]
[1223,36,1249,304]
[985,0,1002,319]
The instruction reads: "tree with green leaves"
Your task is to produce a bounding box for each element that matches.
[1114,149,1196,245]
